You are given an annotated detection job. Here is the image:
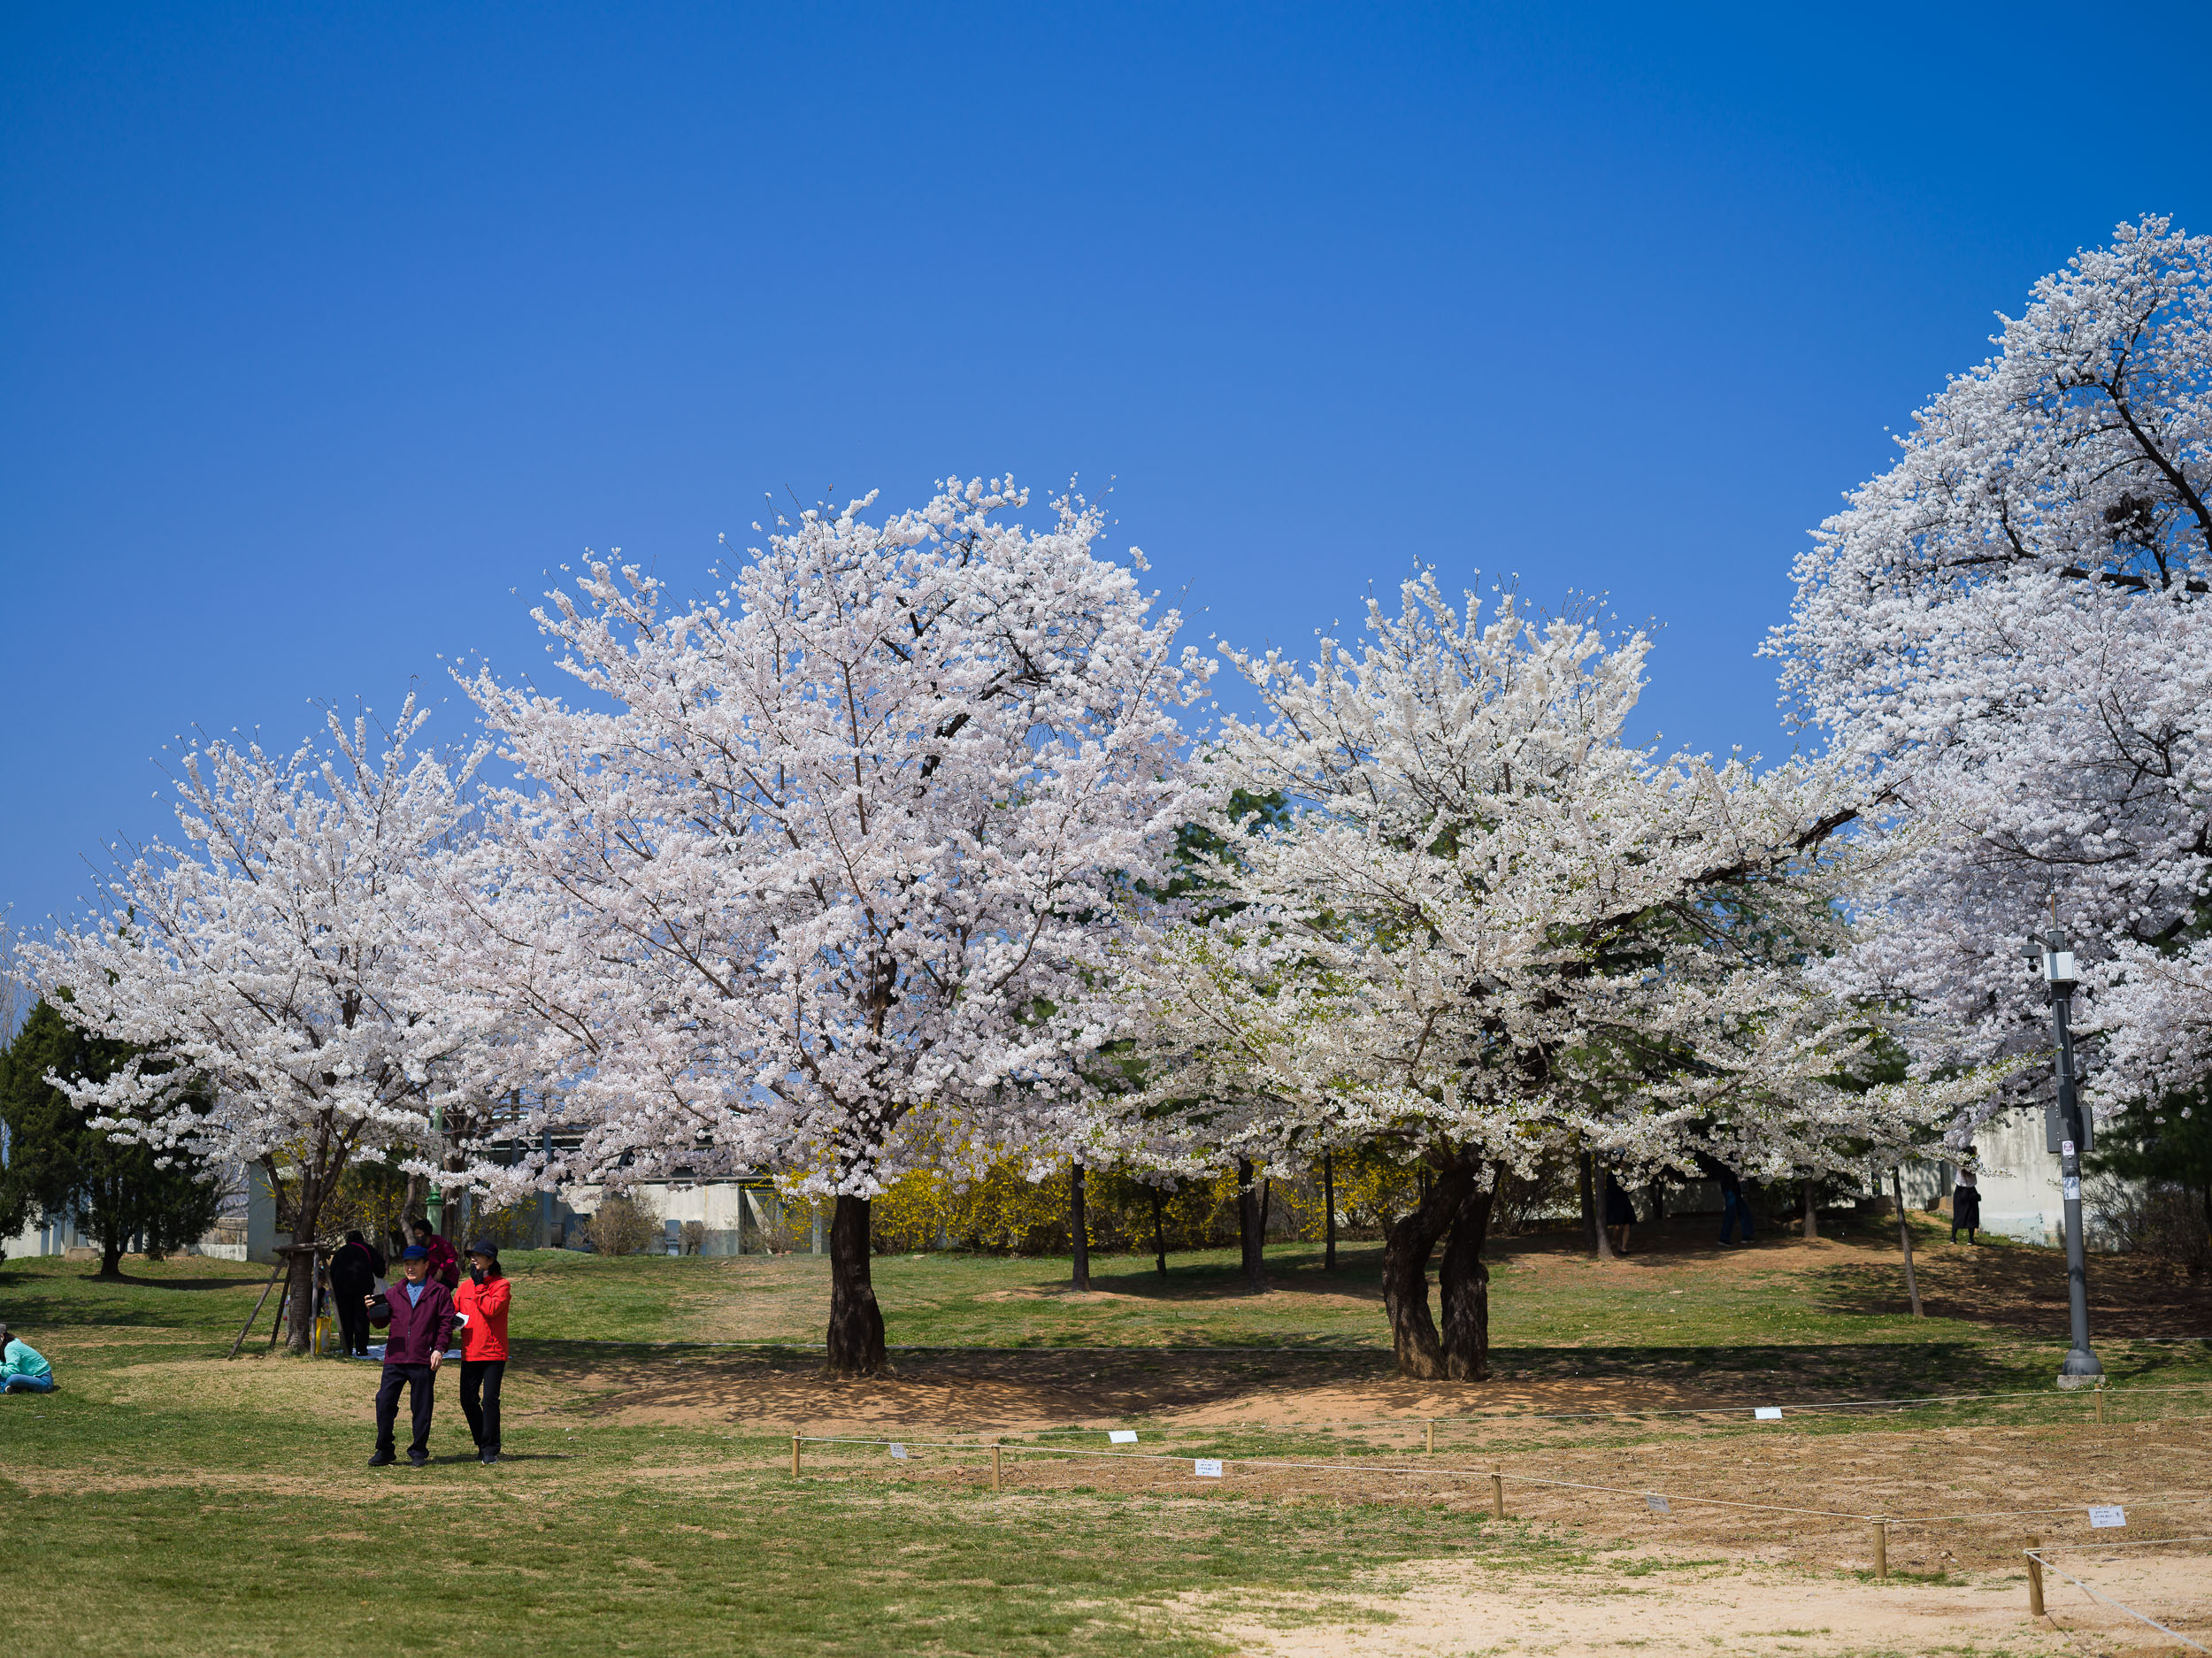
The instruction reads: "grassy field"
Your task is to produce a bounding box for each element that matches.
[4,1217,2208,1656]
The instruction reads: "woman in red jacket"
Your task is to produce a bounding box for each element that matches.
[452,1240,511,1464]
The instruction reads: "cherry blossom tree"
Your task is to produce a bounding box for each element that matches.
[460,479,1204,1375]
[1772,216,2212,1119]
[1119,577,1966,1378]
[18,697,527,1352]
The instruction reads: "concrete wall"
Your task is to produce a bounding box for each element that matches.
[0,1164,279,1263]
[563,1178,800,1255]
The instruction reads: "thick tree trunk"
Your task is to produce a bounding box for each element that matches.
[97,1238,126,1280]
[1648,1183,1666,1222]
[1151,1186,1168,1278]
[1594,1163,1617,1260]
[1803,1182,1820,1240]
[1237,1159,1267,1293]
[1070,1163,1090,1292]
[826,1194,890,1375]
[1577,1153,1596,1247]
[1891,1167,1923,1318]
[1438,1178,1495,1381]
[1323,1152,1337,1271]
[1381,1157,1478,1379]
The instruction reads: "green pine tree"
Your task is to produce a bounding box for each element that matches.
[0,1000,223,1278]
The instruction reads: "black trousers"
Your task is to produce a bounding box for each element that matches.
[334,1295,372,1355]
[460,1358,505,1453]
[374,1362,436,1459]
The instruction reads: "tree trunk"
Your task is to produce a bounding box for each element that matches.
[1323,1152,1338,1271]
[1802,1181,1820,1240]
[1237,1159,1267,1293]
[1594,1164,1617,1260]
[1070,1162,1090,1292]
[97,1237,126,1279]
[1577,1152,1597,1248]
[826,1194,889,1375]
[1381,1157,1478,1379]
[1648,1183,1666,1222]
[1438,1177,1495,1381]
[403,1171,426,1232]
[1151,1186,1168,1278]
[1891,1167,1923,1318]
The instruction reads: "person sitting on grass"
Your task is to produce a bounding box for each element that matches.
[365,1243,455,1468]
[0,1324,56,1393]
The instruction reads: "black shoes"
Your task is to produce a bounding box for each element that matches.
[368,1452,396,1467]
[409,1454,429,1469]
[480,1450,500,1465]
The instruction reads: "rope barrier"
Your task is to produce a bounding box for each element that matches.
[791,1432,2212,1531]
[2026,1546,2208,1654]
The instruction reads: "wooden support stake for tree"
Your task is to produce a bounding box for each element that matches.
[1425,1420,1434,1454]
[2026,1537,2044,1616]
[226,1262,288,1359]
[2093,1381,2106,1425]
[1490,1470,1505,1520]
[790,1433,802,1478]
[1870,1520,1888,1581]
[991,1441,1002,1492]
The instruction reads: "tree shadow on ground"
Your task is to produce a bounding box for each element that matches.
[1807,1236,2212,1338]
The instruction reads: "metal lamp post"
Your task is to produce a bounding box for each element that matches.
[2025,927,2102,1388]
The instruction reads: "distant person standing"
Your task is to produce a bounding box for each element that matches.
[453,1240,511,1464]
[1712,1159,1755,1247]
[1602,1170,1635,1256]
[0,1324,56,1393]
[327,1230,387,1357]
[412,1217,461,1290]
[1949,1169,1982,1245]
[366,1244,455,1467]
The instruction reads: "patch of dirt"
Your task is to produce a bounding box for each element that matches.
[1809,1236,2212,1338]
[1202,1547,2209,1657]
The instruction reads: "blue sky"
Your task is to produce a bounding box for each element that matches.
[5,2,2209,936]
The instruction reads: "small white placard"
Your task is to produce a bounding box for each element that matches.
[1194,1458,1225,1478]
[2088,1505,2125,1529]
[888,1443,908,1460]
[1646,1493,1671,1514]
[2062,1140,2076,1157]
[1755,1407,1783,1421]
[1109,1430,1139,1444]
[2063,1177,2082,1201]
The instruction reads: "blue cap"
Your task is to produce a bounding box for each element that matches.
[401,1244,429,1261]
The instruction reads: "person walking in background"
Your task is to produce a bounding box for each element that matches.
[1,1324,56,1393]
[1949,1165,1982,1245]
[411,1217,460,1290]
[366,1243,455,1467]
[1601,1168,1636,1256]
[327,1230,386,1357]
[1715,1160,1755,1247]
[453,1240,511,1464]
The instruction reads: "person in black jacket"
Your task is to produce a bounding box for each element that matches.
[1949,1170,1982,1245]
[327,1231,387,1357]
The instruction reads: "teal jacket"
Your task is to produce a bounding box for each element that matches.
[3,1338,52,1383]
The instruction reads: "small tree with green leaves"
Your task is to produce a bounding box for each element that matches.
[0,999,222,1278]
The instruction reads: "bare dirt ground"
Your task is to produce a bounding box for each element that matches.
[1202,1545,2210,1658]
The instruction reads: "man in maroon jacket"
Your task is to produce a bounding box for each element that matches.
[366,1244,456,1467]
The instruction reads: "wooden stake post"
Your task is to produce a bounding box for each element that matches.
[1489,1470,1505,1520]
[1425,1420,1434,1454]
[1870,1520,1888,1580]
[791,1434,802,1478]
[991,1442,1002,1492]
[2026,1538,2044,1616]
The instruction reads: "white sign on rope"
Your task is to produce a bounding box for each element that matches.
[1754,1407,1783,1421]
[888,1443,909,1460]
[1194,1458,1225,1478]
[2087,1505,2126,1528]
[1109,1430,1139,1444]
[1645,1493,1671,1514]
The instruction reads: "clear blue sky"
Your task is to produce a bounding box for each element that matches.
[5,3,2208,936]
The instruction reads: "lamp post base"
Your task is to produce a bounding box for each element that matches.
[2055,1349,2105,1388]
